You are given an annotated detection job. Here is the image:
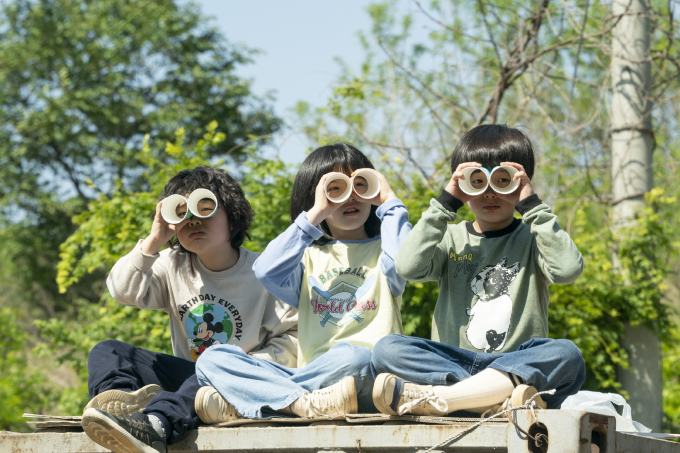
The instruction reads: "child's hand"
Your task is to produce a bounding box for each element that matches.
[141,200,190,255]
[496,162,534,205]
[306,173,344,227]
[445,162,484,203]
[355,169,398,206]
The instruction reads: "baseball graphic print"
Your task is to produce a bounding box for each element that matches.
[308,274,378,327]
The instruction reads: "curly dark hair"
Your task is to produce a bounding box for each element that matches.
[160,166,253,251]
[289,143,380,245]
[450,124,535,178]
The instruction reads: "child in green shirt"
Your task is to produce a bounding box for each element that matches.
[371,124,585,417]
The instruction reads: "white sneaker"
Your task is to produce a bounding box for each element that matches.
[194,386,242,424]
[372,373,448,416]
[481,384,547,418]
[84,384,162,417]
[291,376,358,418]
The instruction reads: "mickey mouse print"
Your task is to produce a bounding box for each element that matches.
[465,257,520,353]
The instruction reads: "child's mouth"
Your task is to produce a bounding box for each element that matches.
[343,206,360,216]
[189,231,206,238]
[483,205,500,211]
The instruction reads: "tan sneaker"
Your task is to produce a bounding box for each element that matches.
[291,376,358,418]
[481,384,547,418]
[195,386,242,424]
[84,384,162,417]
[372,373,448,416]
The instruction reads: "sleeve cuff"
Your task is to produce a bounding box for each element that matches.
[376,198,405,219]
[436,190,465,212]
[295,212,325,241]
[516,194,543,215]
[129,240,159,273]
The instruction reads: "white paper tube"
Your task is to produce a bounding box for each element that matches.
[324,173,352,203]
[489,165,520,194]
[351,169,381,199]
[160,194,189,224]
[187,188,219,218]
[458,167,490,196]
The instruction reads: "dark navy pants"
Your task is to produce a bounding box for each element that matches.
[87,339,200,445]
[370,335,586,409]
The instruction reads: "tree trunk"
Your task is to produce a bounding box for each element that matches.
[611,0,661,431]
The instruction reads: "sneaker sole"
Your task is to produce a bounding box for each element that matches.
[511,385,547,410]
[339,376,359,415]
[195,386,219,424]
[372,373,399,416]
[84,384,162,417]
[82,408,159,453]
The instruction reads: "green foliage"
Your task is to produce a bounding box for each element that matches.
[56,126,216,293]
[41,124,294,414]
[0,0,281,316]
[0,307,54,431]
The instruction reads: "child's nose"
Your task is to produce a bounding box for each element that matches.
[189,219,203,227]
[483,186,498,197]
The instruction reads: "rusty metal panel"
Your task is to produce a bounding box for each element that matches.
[614,432,680,453]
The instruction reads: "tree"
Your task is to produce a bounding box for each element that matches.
[0,0,281,316]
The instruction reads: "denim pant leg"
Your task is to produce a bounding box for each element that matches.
[196,342,375,419]
[290,342,376,413]
[196,344,302,419]
[488,338,586,409]
[371,334,478,385]
[87,339,195,396]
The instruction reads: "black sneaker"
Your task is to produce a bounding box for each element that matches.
[82,408,166,453]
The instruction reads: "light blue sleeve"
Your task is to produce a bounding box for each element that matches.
[252,212,324,309]
[376,199,411,297]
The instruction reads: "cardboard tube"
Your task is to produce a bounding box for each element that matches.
[351,169,381,199]
[324,173,352,203]
[187,188,219,218]
[489,166,520,194]
[458,167,490,196]
[160,194,189,224]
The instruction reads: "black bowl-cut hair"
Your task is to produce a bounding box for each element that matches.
[290,143,380,245]
[450,124,535,179]
[160,166,253,251]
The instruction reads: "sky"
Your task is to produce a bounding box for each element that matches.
[196,1,376,164]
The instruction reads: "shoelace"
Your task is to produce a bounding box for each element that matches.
[308,388,339,417]
[397,389,448,415]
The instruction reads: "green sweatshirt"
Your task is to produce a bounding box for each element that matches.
[395,192,583,353]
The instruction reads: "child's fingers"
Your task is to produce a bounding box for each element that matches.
[169,217,191,232]
[500,162,525,173]
[455,162,482,172]
[513,170,529,182]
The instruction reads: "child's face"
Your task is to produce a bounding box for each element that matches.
[176,192,231,255]
[467,185,516,230]
[324,197,371,239]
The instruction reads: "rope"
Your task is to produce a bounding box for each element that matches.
[422,389,556,453]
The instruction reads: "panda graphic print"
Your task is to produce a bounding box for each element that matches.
[465,257,520,353]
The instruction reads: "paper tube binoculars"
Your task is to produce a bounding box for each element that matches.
[458,165,520,196]
[323,169,381,203]
[160,189,219,224]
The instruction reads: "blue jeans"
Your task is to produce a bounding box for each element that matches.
[195,342,377,419]
[371,335,585,409]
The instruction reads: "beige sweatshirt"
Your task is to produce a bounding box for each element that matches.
[106,241,298,366]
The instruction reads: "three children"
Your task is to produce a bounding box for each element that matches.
[83,125,586,453]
